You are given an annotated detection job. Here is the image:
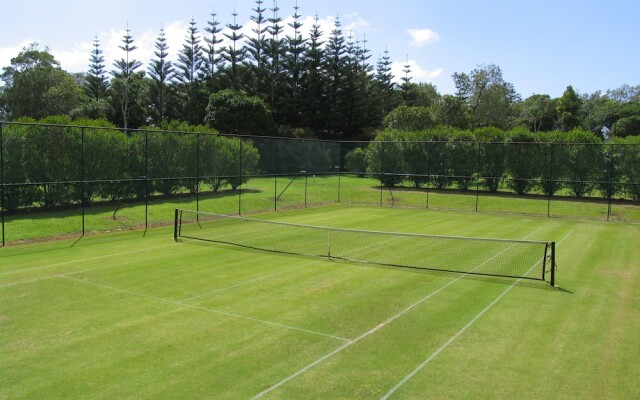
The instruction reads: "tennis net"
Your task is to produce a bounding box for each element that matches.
[174,209,556,284]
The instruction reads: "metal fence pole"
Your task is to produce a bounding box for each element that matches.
[196,133,200,215]
[81,127,85,236]
[337,142,342,203]
[425,141,431,209]
[0,123,4,246]
[607,146,613,221]
[475,142,480,213]
[379,143,384,207]
[274,139,278,211]
[304,139,308,207]
[238,139,243,215]
[547,143,554,218]
[144,130,148,229]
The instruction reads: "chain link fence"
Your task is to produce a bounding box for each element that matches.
[1,121,639,245]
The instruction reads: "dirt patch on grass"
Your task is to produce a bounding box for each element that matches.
[596,269,636,277]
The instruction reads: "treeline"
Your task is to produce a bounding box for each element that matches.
[347,127,640,201]
[0,1,639,140]
[1,117,259,211]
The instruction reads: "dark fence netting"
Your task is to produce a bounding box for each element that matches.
[1,121,639,245]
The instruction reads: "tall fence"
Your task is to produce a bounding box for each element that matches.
[1,121,639,245]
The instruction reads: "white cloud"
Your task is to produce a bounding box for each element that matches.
[407,28,440,47]
[1,13,373,76]
[391,59,443,84]
[0,39,38,73]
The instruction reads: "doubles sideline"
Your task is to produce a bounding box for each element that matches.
[380,230,572,399]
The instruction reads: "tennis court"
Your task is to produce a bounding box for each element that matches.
[1,205,639,399]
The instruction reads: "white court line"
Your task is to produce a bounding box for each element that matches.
[0,244,212,289]
[250,228,544,399]
[0,244,171,276]
[180,260,321,302]
[61,275,349,342]
[380,231,573,399]
[0,240,291,289]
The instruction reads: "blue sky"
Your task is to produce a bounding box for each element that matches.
[1,0,638,98]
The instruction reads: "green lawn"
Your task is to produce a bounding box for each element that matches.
[3,174,639,245]
[1,205,638,399]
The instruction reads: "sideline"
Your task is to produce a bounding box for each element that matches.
[380,230,573,399]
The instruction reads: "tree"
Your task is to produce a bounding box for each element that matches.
[283,1,306,126]
[110,26,145,130]
[382,106,437,131]
[300,14,326,133]
[147,27,174,125]
[439,95,469,129]
[0,43,85,120]
[365,130,405,187]
[78,36,111,119]
[205,89,274,135]
[323,16,348,138]
[85,36,109,101]
[375,49,400,117]
[556,85,582,131]
[245,0,269,98]
[202,8,224,91]
[453,64,518,129]
[400,56,414,106]
[264,1,287,120]
[517,94,556,132]
[611,115,640,138]
[220,10,247,91]
[175,18,206,124]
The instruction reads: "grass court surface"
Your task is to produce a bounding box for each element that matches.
[1,205,639,399]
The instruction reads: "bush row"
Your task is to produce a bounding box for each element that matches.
[345,127,640,200]
[1,117,259,211]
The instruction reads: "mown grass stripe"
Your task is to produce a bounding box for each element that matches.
[61,275,349,342]
[380,231,573,399]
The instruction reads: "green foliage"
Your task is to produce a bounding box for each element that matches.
[0,119,261,211]
[344,147,367,176]
[0,44,85,120]
[382,106,437,131]
[611,115,640,138]
[206,89,274,135]
[557,85,582,131]
[614,135,640,200]
[365,131,405,187]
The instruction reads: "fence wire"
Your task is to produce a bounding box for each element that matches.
[1,122,639,245]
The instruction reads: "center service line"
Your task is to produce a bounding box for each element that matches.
[250,228,545,399]
[380,230,573,399]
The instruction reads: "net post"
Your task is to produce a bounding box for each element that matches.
[173,208,179,241]
[550,241,556,286]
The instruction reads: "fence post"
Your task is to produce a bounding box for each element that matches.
[196,132,200,215]
[274,139,278,211]
[379,143,384,207]
[547,143,553,218]
[550,241,556,286]
[304,139,308,207]
[607,146,613,221]
[337,142,342,203]
[238,138,243,215]
[144,130,148,229]
[0,122,4,246]
[425,141,430,209]
[81,127,85,236]
[475,141,480,212]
